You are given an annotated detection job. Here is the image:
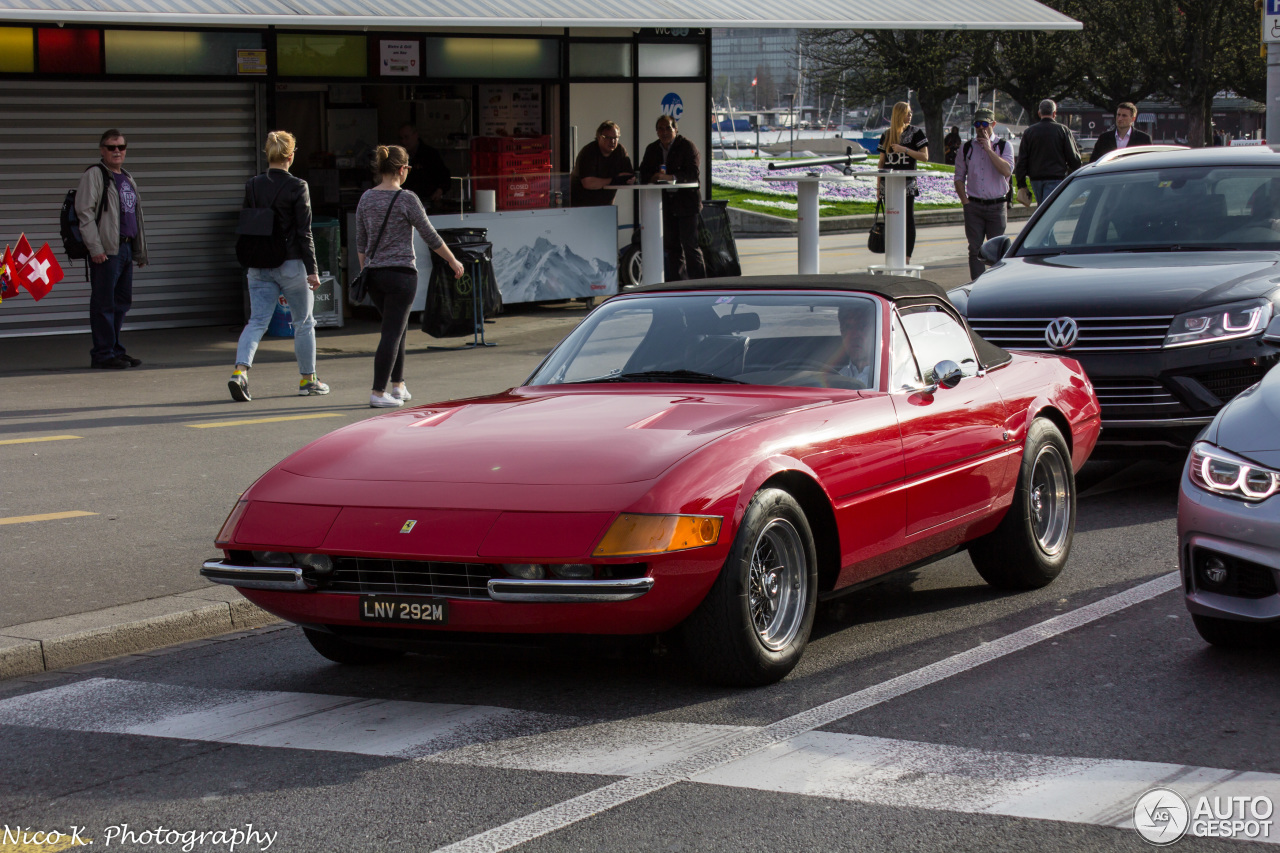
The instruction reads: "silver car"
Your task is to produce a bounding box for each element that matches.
[1179,318,1280,646]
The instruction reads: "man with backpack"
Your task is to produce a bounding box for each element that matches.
[953,108,1014,281]
[76,129,148,369]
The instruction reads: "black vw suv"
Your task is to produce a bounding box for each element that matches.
[951,146,1280,451]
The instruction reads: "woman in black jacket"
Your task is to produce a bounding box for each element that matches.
[877,102,929,264]
[228,130,328,402]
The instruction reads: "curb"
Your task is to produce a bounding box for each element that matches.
[0,586,280,680]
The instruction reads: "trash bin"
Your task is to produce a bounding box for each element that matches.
[434,228,502,317]
[312,273,343,328]
[265,295,294,338]
[423,241,495,338]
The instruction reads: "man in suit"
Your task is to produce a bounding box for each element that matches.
[1090,102,1152,162]
[639,115,705,281]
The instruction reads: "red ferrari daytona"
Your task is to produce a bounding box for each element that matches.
[203,275,1101,685]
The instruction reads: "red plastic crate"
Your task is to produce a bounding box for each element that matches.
[474,174,549,209]
[470,135,552,156]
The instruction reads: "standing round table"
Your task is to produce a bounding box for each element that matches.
[613,182,700,285]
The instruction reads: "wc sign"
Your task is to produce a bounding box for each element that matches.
[1266,0,1280,43]
[661,92,684,121]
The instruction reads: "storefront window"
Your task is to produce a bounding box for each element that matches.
[278,34,367,77]
[37,28,102,74]
[569,43,631,78]
[425,38,558,79]
[104,30,264,75]
[0,27,34,73]
[637,43,703,77]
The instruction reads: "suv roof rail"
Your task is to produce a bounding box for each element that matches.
[1091,144,1189,166]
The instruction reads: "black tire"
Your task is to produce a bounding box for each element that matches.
[969,418,1075,590]
[680,489,818,686]
[302,627,405,665]
[619,244,643,289]
[1192,613,1278,649]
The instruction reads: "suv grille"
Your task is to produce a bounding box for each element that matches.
[969,316,1173,352]
[1091,378,1186,418]
[324,557,499,599]
[1193,365,1268,403]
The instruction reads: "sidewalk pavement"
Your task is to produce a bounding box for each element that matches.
[0,228,980,681]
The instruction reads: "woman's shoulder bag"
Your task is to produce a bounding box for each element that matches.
[235,174,289,269]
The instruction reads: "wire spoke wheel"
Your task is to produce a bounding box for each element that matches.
[1030,444,1071,556]
[747,518,808,651]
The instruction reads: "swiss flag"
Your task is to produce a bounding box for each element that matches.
[1,246,21,299]
[752,77,758,87]
[14,233,34,267]
[18,243,63,301]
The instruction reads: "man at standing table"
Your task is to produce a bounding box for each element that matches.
[570,120,634,207]
[640,115,705,281]
[77,128,149,370]
[954,108,1014,281]
[1090,102,1152,161]
[1013,99,1081,207]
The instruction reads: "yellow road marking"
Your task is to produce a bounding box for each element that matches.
[187,413,344,429]
[0,435,82,446]
[0,511,98,526]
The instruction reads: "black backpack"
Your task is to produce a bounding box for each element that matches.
[60,163,112,265]
[235,174,288,269]
[963,138,1015,206]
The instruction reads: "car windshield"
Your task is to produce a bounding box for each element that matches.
[526,292,881,390]
[1018,165,1280,255]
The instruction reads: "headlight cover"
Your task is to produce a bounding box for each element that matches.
[1189,441,1280,501]
[594,514,722,557]
[1165,300,1272,348]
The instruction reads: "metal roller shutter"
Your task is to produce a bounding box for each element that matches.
[0,80,260,338]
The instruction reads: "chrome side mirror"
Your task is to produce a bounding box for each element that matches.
[1263,315,1280,347]
[979,235,1012,267]
[923,360,963,394]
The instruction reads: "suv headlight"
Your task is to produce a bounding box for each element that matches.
[1165,300,1272,348]
[1189,441,1280,501]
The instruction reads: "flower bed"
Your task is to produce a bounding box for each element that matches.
[712,159,961,218]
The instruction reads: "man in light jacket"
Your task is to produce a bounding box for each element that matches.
[77,128,149,369]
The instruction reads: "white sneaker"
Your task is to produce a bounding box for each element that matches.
[389,384,412,401]
[370,392,404,408]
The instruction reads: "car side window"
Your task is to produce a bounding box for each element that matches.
[900,307,980,382]
[889,311,923,390]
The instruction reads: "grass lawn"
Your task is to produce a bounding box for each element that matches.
[712,160,963,220]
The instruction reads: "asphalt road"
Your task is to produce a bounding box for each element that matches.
[2,458,1277,852]
[4,230,1276,851]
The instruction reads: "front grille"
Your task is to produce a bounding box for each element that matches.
[1194,548,1279,599]
[1193,365,1268,403]
[969,315,1173,352]
[323,557,499,599]
[1091,378,1187,418]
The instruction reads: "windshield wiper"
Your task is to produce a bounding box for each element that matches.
[568,369,745,385]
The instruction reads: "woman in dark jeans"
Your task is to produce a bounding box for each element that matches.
[356,144,463,408]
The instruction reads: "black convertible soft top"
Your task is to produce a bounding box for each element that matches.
[625,273,1013,369]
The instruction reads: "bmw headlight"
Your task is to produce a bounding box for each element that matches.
[1189,441,1280,501]
[1165,300,1272,348]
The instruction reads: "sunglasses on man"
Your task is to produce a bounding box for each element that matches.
[972,121,991,129]
[102,144,127,152]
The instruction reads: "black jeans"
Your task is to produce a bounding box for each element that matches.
[366,266,417,393]
[662,209,706,281]
[89,240,133,363]
[905,196,917,258]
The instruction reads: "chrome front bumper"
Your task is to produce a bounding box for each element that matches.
[201,560,312,591]
[487,577,655,602]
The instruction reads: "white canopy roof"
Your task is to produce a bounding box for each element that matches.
[0,0,1081,30]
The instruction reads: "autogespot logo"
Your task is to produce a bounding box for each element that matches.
[1134,788,1190,845]
[1045,316,1079,351]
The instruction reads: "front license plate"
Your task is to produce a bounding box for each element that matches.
[358,595,449,624]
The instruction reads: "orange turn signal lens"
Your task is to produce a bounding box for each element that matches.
[594,514,722,557]
[215,499,249,547]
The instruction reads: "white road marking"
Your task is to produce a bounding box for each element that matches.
[694,731,1279,842]
[432,572,1183,853]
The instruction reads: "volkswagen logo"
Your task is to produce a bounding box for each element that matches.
[1045,317,1079,351]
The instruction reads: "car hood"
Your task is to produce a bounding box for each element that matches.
[1206,364,1280,457]
[963,253,1280,318]
[280,388,844,486]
